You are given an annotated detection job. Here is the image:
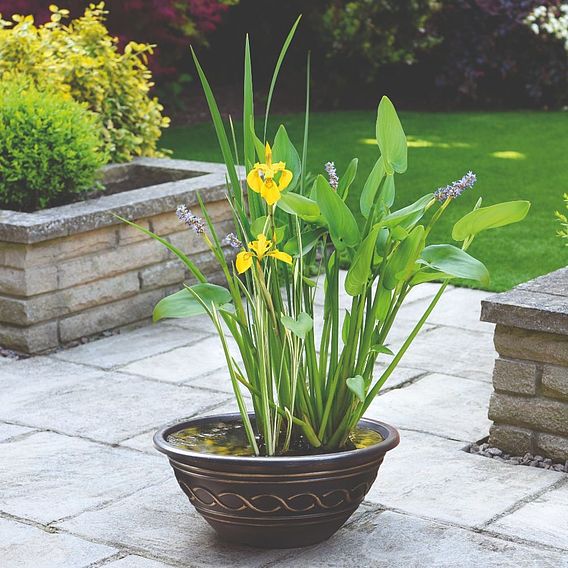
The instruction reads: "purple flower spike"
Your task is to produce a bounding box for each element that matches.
[176,204,205,235]
[325,161,339,190]
[434,171,477,202]
[223,233,242,249]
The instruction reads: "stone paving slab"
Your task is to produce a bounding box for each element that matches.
[0,431,167,524]
[52,324,208,369]
[0,358,104,410]
[398,286,494,334]
[488,481,568,550]
[364,430,563,527]
[1,370,230,444]
[102,555,173,568]
[365,373,493,441]
[58,478,295,567]
[396,326,496,382]
[278,509,568,568]
[0,422,34,442]
[1,281,564,566]
[0,517,117,568]
[120,336,238,384]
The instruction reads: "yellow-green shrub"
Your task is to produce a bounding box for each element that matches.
[0,80,106,212]
[0,3,170,163]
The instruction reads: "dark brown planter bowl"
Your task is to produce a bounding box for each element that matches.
[154,413,399,549]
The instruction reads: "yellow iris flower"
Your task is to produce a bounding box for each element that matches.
[236,233,292,274]
[246,142,293,206]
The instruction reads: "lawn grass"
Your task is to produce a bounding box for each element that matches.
[162,110,568,292]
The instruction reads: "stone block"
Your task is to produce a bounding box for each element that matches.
[0,227,117,268]
[0,264,58,296]
[364,373,493,442]
[284,510,568,567]
[494,325,568,366]
[492,357,538,395]
[488,392,568,437]
[0,320,59,353]
[53,322,205,368]
[482,288,568,336]
[0,272,141,325]
[1,370,229,444]
[139,259,186,290]
[488,423,535,456]
[58,287,177,343]
[117,217,152,245]
[488,483,568,550]
[57,239,169,289]
[0,517,116,568]
[364,429,561,527]
[536,432,568,461]
[0,431,166,524]
[58,479,292,567]
[120,335,237,384]
[541,364,568,400]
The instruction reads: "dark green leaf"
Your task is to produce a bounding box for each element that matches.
[376,96,407,175]
[337,158,358,199]
[281,312,313,339]
[272,124,301,192]
[153,284,232,322]
[420,245,489,285]
[452,201,531,241]
[346,375,366,403]
[345,224,381,296]
[313,174,360,251]
[360,157,386,218]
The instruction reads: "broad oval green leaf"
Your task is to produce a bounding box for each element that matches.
[360,156,386,218]
[272,124,301,192]
[376,96,407,175]
[337,158,358,199]
[346,375,366,403]
[378,174,395,208]
[284,227,326,256]
[153,284,232,322]
[381,194,434,229]
[313,174,360,251]
[281,312,313,339]
[383,225,425,289]
[278,192,321,222]
[345,225,381,296]
[452,200,531,241]
[420,245,489,285]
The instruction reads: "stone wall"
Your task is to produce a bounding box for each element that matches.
[481,268,568,461]
[0,159,237,354]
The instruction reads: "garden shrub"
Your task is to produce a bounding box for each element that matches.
[0,1,236,81]
[426,1,568,108]
[0,3,170,162]
[0,80,106,212]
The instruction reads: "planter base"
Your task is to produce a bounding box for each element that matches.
[155,414,399,549]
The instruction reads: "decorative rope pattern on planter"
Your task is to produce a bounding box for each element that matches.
[179,481,371,513]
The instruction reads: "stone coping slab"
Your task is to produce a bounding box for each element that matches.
[0,158,240,244]
[481,267,568,336]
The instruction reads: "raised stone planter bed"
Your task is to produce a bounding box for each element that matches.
[481,267,568,461]
[0,158,235,354]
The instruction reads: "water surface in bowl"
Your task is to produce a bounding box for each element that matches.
[166,421,383,457]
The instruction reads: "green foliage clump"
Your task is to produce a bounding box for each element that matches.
[0,4,170,162]
[555,194,568,245]
[0,81,106,212]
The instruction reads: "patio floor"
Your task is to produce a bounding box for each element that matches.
[1,277,567,567]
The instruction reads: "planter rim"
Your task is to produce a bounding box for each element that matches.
[153,413,400,466]
[0,158,241,244]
